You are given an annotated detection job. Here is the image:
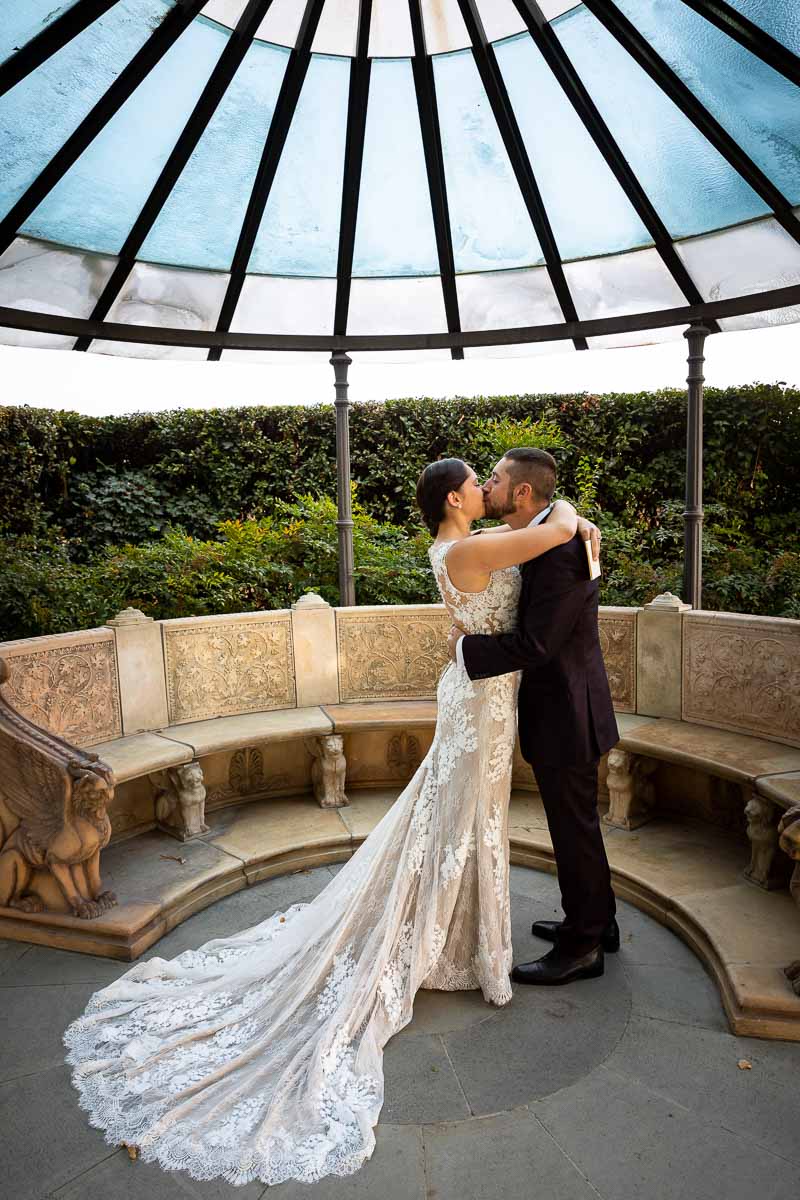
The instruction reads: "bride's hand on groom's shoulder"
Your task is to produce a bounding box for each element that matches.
[577,516,601,562]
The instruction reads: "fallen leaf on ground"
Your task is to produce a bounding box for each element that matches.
[159,854,186,864]
[737,1059,753,1070]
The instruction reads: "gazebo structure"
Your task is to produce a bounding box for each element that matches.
[1,0,799,606]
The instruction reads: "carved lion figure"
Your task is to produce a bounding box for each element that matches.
[778,804,800,996]
[155,761,208,840]
[0,749,117,919]
[309,735,348,809]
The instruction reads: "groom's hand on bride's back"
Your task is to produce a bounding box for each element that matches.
[577,516,601,561]
[448,624,466,661]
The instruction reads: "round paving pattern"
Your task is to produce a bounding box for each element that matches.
[2,862,799,1200]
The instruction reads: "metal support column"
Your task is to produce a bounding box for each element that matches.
[330,350,355,607]
[682,323,710,609]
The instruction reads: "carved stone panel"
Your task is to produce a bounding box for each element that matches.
[683,613,800,747]
[0,632,122,746]
[163,614,296,724]
[598,608,637,714]
[344,728,435,788]
[337,606,450,702]
[203,742,310,812]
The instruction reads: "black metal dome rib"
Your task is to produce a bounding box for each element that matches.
[0,0,798,355]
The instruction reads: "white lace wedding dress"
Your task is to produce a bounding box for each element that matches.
[64,543,522,1187]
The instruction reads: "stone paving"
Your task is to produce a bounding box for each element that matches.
[1,864,798,1200]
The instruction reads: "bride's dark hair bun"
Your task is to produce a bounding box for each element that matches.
[416,458,470,537]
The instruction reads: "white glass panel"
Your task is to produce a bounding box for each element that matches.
[231,274,337,333]
[0,236,117,349]
[0,0,175,222]
[675,216,800,331]
[433,49,542,272]
[0,328,72,351]
[369,0,415,57]
[249,54,350,275]
[474,0,526,43]
[615,0,800,204]
[255,0,307,46]
[352,59,438,276]
[495,33,650,258]
[220,348,334,363]
[202,1,249,29]
[88,261,230,360]
[347,276,448,334]
[554,5,768,238]
[462,339,573,359]
[718,306,800,333]
[311,0,359,56]
[0,0,80,65]
[89,338,209,360]
[197,0,308,47]
[420,0,470,53]
[563,246,687,320]
[587,325,683,350]
[456,266,562,331]
[538,2,580,18]
[24,15,227,255]
[351,347,453,362]
[141,39,288,270]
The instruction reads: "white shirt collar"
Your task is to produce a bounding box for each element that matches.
[528,504,553,527]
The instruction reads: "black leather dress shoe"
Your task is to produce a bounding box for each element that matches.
[511,945,604,986]
[531,917,620,953]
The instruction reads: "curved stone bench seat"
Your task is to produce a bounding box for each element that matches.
[0,597,798,1038]
[620,717,800,787]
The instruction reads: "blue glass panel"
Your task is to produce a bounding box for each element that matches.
[725,0,800,56]
[249,54,350,277]
[22,15,227,255]
[494,33,650,259]
[614,0,800,204]
[0,0,175,222]
[0,0,81,65]
[554,6,768,238]
[352,59,438,277]
[140,40,289,270]
[432,48,542,272]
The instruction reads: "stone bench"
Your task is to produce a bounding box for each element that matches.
[0,593,798,1036]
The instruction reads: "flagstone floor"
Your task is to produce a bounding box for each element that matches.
[1,862,798,1200]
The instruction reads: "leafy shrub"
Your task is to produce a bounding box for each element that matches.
[0,385,797,638]
[0,493,437,640]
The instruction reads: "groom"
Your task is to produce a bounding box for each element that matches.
[449,447,619,986]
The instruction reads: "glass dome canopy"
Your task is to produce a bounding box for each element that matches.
[0,0,798,361]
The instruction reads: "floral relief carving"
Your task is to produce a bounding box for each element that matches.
[337,610,450,701]
[598,613,636,713]
[683,616,800,746]
[205,748,290,810]
[164,619,296,724]
[0,640,121,746]
[387,732,422,775]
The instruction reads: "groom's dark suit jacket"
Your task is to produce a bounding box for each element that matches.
[461,529,619,768]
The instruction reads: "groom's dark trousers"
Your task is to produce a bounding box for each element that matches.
[461,530,619,957]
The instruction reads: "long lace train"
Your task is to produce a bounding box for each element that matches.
[64,543,522,1186]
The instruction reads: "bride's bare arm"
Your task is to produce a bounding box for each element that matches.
[448,500,577,575]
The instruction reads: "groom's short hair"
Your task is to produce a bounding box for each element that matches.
[504,447,557,503]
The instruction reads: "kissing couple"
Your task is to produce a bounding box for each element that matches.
[64,446,619,1188]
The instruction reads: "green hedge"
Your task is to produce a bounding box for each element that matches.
[0,385,797,640]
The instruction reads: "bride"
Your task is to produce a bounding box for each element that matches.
[64,458,579,1187]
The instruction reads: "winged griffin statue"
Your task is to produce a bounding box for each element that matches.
[0,659,117,919]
